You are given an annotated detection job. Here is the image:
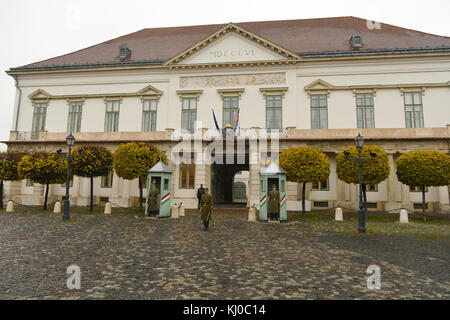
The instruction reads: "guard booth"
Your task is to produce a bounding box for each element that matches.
[258,161,287,222]
[145,159,172,218]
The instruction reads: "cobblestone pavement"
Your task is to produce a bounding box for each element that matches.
[0,210,448,300]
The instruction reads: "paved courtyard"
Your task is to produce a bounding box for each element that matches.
[0,209,448,300]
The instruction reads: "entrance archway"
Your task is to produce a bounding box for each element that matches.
[211,154,249,205]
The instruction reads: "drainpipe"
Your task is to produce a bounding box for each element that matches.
[13,75,22,131]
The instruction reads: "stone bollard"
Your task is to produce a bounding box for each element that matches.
[6,201,14,213]
[248,206,257,222]
[335,207,343,221]
[399,209,409,223]
[171,205,179,219]
[53,201,61,214]
[104,202,111,215]
[179,204,185,217]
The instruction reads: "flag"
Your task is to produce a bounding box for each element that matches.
[212,108,221,134]
[235,109,240,136]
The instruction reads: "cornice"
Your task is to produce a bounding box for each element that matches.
[6,51,450,76]
[304,79,450,97]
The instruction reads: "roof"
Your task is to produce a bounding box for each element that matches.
[148,159,172,173]
[260,161,286,176]
[10,16,450,72]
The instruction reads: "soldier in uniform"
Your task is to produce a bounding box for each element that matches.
[200,188,213,231]
[268,184,280,220]
[196,184,205,210]
[147,183,160,217]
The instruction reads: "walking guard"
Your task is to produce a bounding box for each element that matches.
[200,188,213,231]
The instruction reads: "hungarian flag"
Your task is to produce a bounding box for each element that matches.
[235,109,240,136]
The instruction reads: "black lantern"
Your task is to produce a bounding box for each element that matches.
[63,133,75,220]
[354,132,364,149]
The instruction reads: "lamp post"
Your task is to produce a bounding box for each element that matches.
[63,133,75,221]
[354,133,366,233]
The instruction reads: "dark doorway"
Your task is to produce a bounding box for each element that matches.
[211,154,249,205]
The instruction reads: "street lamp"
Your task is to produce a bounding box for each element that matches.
[63,133,75,221]
[354,133,365,233]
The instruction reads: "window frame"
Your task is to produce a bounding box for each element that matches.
[310,94,328,129]
[101,170,114,188]
[142,98,158,132]
[404,92,424,128]
[311,179,329,191]
[179,162,195,189]
[222,96,239,128]
[104,100,120,132]
[181,97,197,133]
[265,94,282,130]
[356,93,375,129]
[31,102,47,139]
[67,101,83,133]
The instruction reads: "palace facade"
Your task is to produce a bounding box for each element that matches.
[4,17,450,212]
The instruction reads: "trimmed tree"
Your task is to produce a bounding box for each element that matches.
[0,151,21,209]
[113,142,167,209]
[396,150,450,220]
[279,146,330,215]
[336,145,390,213]
[18,152,67,210]
[71,145,113,212]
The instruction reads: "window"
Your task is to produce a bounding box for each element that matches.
[31,102,47,139]
[105,100,120,132]
[261,180,266,192]
[310,94,328,129]
[356,93,374,128]
[101,170,113,188]
[266,95,282,130]
[179,162,195,189]
[181,98,197,133]
[366,184,378,192]
[404,92,424,128]
[61,177,74,188]
[26,178,34,187]
[222,96,239,128]
[312,179,329,191]
[164,178,169,190]
[142,99,157,131]
[410,186,428,192]
[67,101,83,132]
[313,201,329,208]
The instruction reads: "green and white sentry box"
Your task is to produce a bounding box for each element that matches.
[258,161,287,222]
[145,159,173,218]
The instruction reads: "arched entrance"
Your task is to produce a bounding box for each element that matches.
[211,154,249,205]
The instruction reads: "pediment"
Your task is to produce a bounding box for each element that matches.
[304,79,335,91]
[136,84,163,96]
[28,89,51,100]
[165,23,300,66]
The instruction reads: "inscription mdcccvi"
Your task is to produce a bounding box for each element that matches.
[209,48,255,58]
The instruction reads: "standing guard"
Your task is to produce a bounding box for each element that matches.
[200,188,213,231]
[196,184,205,210]
[147,183,160,217]
[268,185,280,221]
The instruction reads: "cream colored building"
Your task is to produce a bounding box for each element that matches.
[3,17,450,213]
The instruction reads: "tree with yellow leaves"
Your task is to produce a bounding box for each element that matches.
[0,151,21,209]
[18,152,67,210]
[396,150,450,220]
[279,147,330,215]
[71,145,113,212]
[113,142,167,209]
[336,145,390,213]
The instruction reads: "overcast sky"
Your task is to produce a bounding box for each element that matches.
[1,0,450,151]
